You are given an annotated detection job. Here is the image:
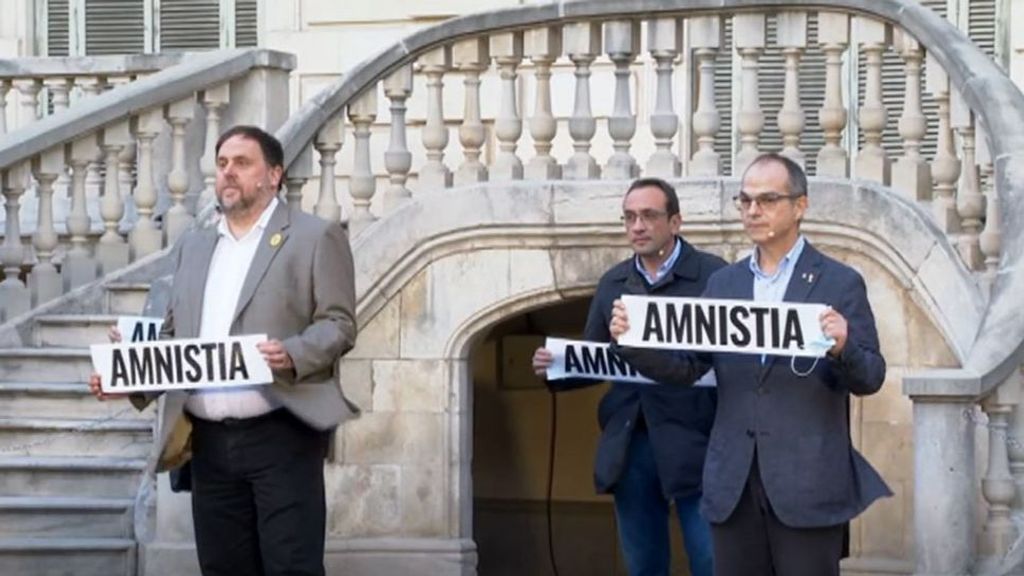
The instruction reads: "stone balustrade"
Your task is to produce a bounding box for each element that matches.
[0,49,295,322]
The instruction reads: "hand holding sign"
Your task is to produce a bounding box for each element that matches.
[532,347,554,376]
[610,299,630,342]
[257,339,294,371]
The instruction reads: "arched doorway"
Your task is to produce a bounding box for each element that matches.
[469,298,694,576]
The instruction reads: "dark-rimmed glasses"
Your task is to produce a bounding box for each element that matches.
[732,192,802,211]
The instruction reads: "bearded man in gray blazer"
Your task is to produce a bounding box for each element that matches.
[91,125,357,576]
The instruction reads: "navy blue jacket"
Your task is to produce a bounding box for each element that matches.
[551,238,726,499]
[618,242,891,527]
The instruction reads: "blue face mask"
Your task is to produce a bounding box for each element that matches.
[803,335,837,357]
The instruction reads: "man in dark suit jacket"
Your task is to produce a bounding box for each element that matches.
[533,178,725,576]
[612,154,890,576]
[91,126,357,576]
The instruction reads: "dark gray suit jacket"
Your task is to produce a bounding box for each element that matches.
[619,242,891,528]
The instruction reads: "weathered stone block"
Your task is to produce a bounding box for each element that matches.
[326,464,400,537]
[399,464,446,535]
[342,412,444,464]
[339,359,373,413]
[372,360,447,413]
[348,296,401,360]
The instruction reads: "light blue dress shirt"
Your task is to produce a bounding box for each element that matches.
[750,235,807,363]
[635,237,682,285]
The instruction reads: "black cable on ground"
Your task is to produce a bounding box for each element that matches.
[546,389,561,576]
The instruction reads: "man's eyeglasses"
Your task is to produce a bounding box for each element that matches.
[732,192,802,211]
[621,210,669,226]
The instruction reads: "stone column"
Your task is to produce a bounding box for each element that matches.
[131,109,164,259]
[646,18,681,178]
[199,84,230,212]
[285,146,313,213]
[490,31,524,182]
[13,78,41,129]
[348,89,378,235]
[816,12,850,177]
[979,375,1020,567]
[64,135,100,289]
[164,98,195,245]
[951,90,984,270]
[563,21,601,180]
[419,46,453,191]
[313,116,345,223]
[603,20,640,180]
[383,65,414,211]
[0,163,31,320]
[0,80,9,135]
[97,120,131,275]
[976,123,1000,293]
[854,17,891,184]
[524,27,562,181]
[453,39,489,186]
[892,29,930,201]
[30,148,65,305]
[927,53,962,234]
[689,16,722,177]
[733,14,766,175]
[776,12,807,168]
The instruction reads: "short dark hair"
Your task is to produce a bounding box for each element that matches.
[215,125,285,190]
[625,177,680,216]
[744,152,808,198]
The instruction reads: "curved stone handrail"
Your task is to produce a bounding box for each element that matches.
[0,53,185,79]
[0,48,296,170]
[276,0,1024,400]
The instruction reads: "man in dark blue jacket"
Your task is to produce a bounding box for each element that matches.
[611,154,890,576]
[533,178,725,576]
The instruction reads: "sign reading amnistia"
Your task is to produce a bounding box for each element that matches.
[618,295,833,358]
[90,334,273,393]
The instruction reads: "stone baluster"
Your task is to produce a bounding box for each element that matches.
[817,12,850,177]
[419,46,453,191]
[453,39,489,186]
[980,376,1021,562]
[383,65,414,211]
[491,32,525,182]
[854,17,891,183]
[524,27,562,180]
[926,52,962,234]
[733,14,766,175]
[97,121,131,274]
[775,13,807,167]
[892,29,930,201]
[44,78,72,114]
[689,16,722,177]
[64,135,99,289]
[646,18,682,178]
[0,163,31,320]
[164,98,195,244]
[348,89,378,235]
[199,84,230,212]
[131,109,165,259]
[76,77,107,200]
[106,77,137,216]
[563,22,602,180]
[286,146,313,211]
[976,122,1000,292]
[313,115,344,223]
[0,80,9,134]
[604,20,640,180]
[13,78,41,129]
[30,149,64,305]
[1008,366,1024,519]
[951,91,984,270]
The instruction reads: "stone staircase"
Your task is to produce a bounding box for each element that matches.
[0,282,155,576]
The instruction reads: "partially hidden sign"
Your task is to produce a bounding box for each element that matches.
[544,337,717,387]
[618,295,834,358]
[91,334,273,393]
[116,315,164,343]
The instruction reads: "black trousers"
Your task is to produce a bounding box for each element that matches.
[710,454,844,576]
[189,409,329,576]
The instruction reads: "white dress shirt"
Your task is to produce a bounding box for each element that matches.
[185,198,283,421]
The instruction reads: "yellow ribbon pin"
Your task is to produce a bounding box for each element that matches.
[269,233,282,248]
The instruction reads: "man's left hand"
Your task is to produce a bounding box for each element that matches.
[819,307,848,357]
[258,339,294,370]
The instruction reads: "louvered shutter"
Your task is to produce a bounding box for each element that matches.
[47,0,70,56]
[85,0,145,55]
[235,0,258,47]
[712,17,734,175]
[968,0,996,57]
[160,0,220,51]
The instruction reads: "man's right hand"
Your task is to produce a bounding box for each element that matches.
[90,324,128,401]
[532,347,553,377]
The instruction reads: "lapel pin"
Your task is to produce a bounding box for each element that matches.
[269,233,282,248]
[807,273,814,283]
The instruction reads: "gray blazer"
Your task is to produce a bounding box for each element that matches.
[134,201,358,471]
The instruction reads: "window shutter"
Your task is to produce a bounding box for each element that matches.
[47,0,70,56]
[968,0,996,58]
[235,0,258,47]
[160,0,220,51]
[712,17,734,175]
[85,0,145,55]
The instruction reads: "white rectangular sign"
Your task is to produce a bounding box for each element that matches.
[544,337,717,387]
[619,295,834,358]
[91,334,274,393]
[116,315,164,343]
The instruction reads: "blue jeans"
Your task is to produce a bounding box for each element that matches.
[613,429,714,576]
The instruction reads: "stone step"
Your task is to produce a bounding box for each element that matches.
[34,314,119,348]
[0,537,135,576]
[0,349,93,383]
[0,382,153,420]
[0,496,133,539]
[0,456,147,499]
[105,283,151,315]
[0,417,153,458]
